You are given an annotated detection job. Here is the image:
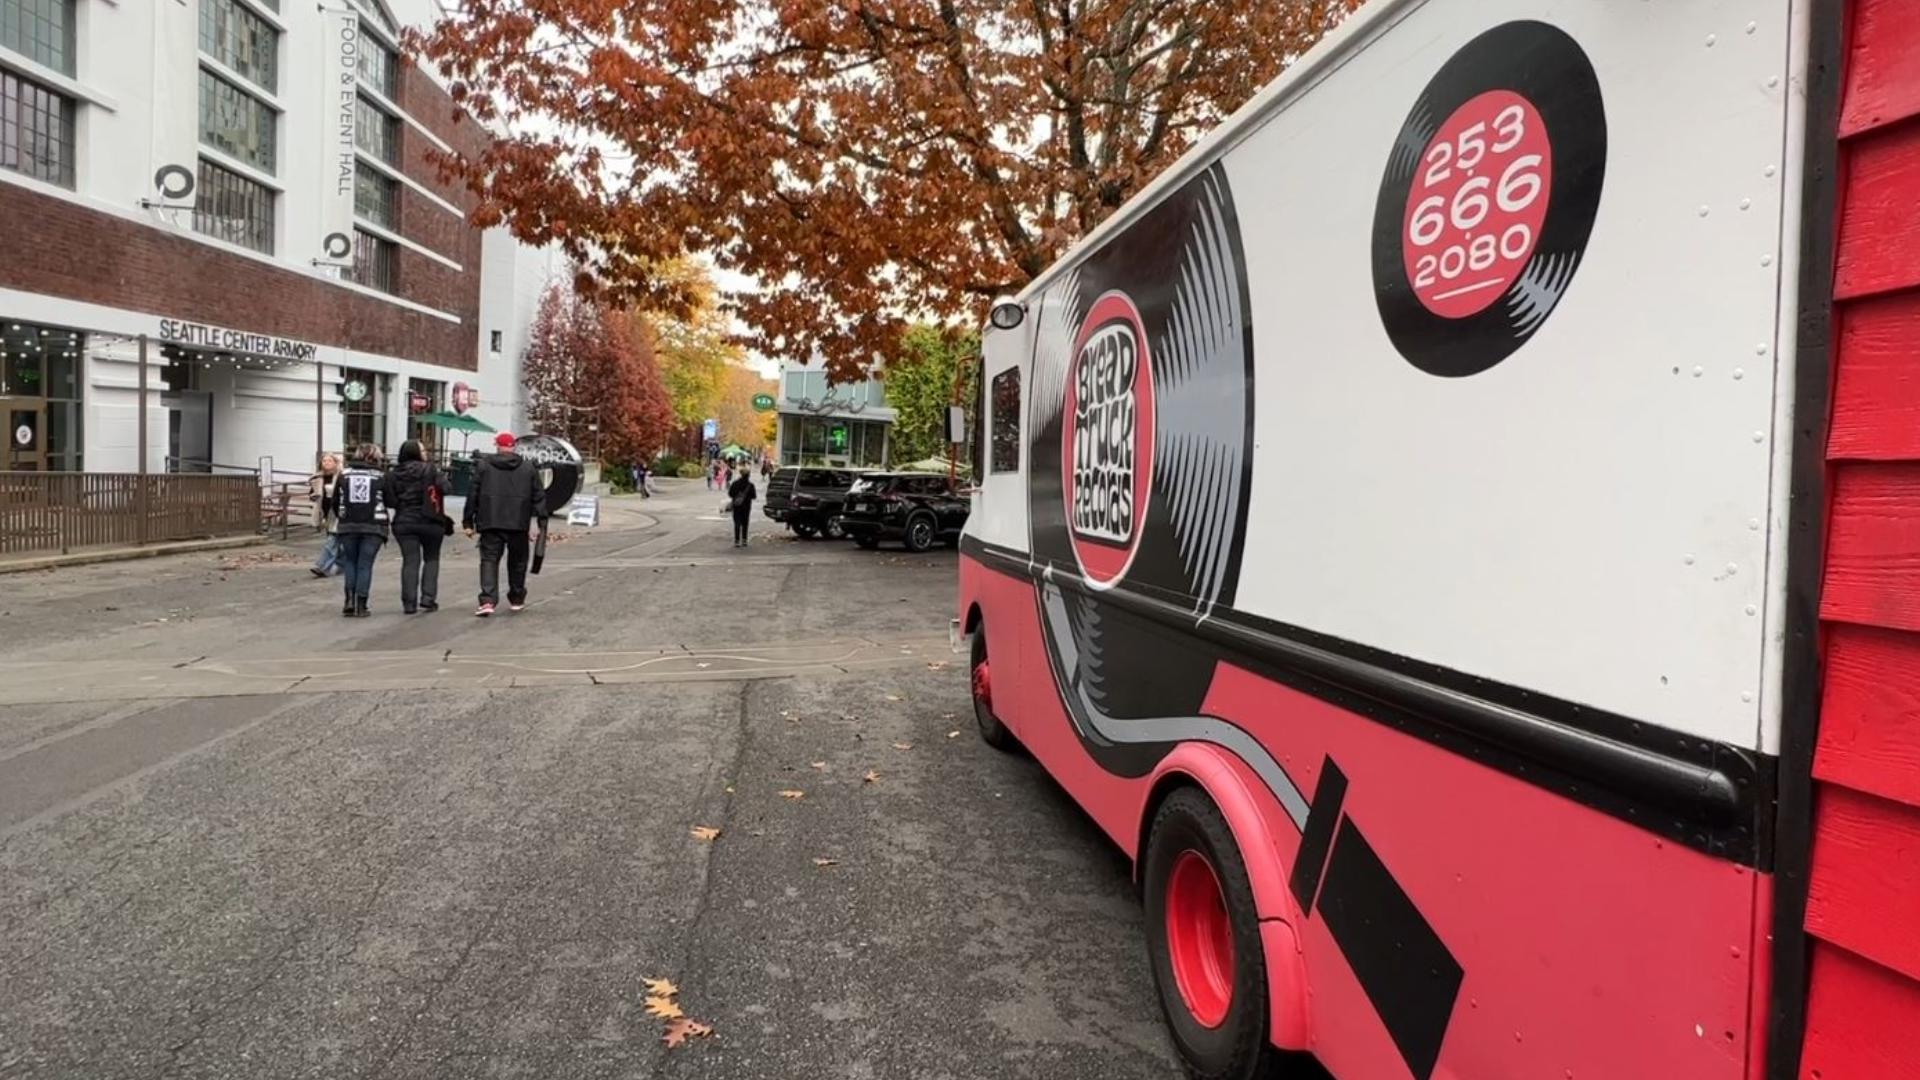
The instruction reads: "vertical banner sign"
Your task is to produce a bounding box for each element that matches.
[319,8,362,266]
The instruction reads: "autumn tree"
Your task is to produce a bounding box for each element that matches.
[649,260,739,429]
[414,0,1360,381]
[709,364,778,451]
[883,324,978,467]
[522,283,678,462]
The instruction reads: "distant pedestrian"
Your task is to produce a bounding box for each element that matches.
[728,469,757,547]
[308,452,342,578]
[463,432,548,617]
[387,440,451,615]
[327,444,389,618]
[634,460,652,498]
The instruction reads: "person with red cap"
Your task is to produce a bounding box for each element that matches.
[462,431,547,616]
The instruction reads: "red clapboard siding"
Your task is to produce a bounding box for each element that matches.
[1800,943,1920,1080]
[1835,120,1920,300]
[1840,0,1920,138]
[1821,463,1920,631]
[1828,290,1920,460]
[1806,785,1920,982]
[1815,624,1920,807]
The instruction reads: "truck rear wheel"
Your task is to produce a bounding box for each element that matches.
[970,627,1016,751]
[1144,789,1284,1080]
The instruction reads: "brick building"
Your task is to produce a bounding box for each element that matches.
[0,0,560,474]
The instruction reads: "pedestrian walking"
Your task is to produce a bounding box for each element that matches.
[728,468,757,547]
[634,460,652,498]
[387,440,451,614]
[308,452,342,578]
[463,432,548,617]
[326,444,389,618]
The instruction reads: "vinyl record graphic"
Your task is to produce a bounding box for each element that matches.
[1372,21,1607,377]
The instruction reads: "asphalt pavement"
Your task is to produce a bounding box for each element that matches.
[0,479,1180,1079]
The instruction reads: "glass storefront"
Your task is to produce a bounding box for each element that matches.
[1,319,83,471]
[406,377,445,452]
[778,414,889,468]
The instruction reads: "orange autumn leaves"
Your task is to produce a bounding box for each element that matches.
[411,0,1362,381]
[643,977,714,1049]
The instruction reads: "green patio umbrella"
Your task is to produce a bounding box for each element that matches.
[415,410,496,434]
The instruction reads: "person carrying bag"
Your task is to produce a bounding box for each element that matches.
[386,439,451,615]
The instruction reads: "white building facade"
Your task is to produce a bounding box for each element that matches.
[0,0,560,477]
[773,353,895,468]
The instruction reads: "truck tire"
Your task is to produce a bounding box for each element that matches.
[822,516,846,540]
[904,513,937,553]
[971,626,1017,751]
[792,522,818,539]
[1143,788,1285,1080]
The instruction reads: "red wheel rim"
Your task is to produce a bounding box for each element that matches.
[1165,850,1235,1028]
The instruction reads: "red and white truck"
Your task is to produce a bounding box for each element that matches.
[956,1,1920,1077]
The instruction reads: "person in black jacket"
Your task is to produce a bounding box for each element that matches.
[727,468,756,547]
[462,431,547,616]
[386,440,451,614]
[326,443,389,618]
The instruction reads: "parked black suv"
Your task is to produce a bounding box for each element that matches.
[837,473,969,552]
[763,467,861,538]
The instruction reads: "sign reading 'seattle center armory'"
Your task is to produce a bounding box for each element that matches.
[158,319,318,362]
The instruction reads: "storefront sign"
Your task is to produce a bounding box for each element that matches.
[702,418,718,440]
[567,495,600,527]
[157,319,318,361]
[13,424,31,448]
[319,7,361,266]
[751,393,776,412]
[512,433,584,514]
[451,382,479,414]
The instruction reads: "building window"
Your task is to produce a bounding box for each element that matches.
[490,331,503,353]
[990,368,1020,473]
[353,162,395,227]
[0,69,74,187]
[341,368,390,451]
[355,95,398,163]
[200,0,278,94]
[0,320,84,471]
[193,158,275,253]
[358,34,397,99]
[199,69,277,172]
[406,377,445,448]
[347,228,396,292]
[1,0,75,76]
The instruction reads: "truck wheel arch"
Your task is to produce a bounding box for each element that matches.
[1137,748,1312,1052]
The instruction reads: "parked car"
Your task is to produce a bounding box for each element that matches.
[763,467,861,538]
[837,473,969,552]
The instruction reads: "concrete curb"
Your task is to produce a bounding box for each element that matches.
[0,533,275,575]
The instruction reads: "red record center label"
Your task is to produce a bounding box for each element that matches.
[1401,90,1553,319]
[1063,291,1156,589]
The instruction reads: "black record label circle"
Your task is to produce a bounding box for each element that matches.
[1371,21,1607,377]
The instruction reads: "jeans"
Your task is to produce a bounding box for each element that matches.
[478,529,530,605]
[732,507,750,544]
[336,532,383,602]
[313,532,340,576]
[394,527,443,610]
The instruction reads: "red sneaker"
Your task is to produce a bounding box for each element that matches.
[475,602,495,617]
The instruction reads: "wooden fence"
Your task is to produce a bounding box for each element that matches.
[0,472,262,557]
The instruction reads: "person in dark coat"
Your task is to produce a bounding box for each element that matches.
[386,439,451,614]
[326,443,389,618]
[727,469,757,547]
[462,432,548,616]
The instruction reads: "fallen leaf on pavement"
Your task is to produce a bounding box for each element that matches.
[948,731,961,739]
[891,742,913,751]
[645,995,685,1020]
[884,694,903,702]
[812,857,839,867]
[642,977,680,997]
[779,789,805,800]
[662,1018,713,1048]
[809,761,827,770]
[864,770,880,784]
[926,661,948,671]
[689,826,720,842]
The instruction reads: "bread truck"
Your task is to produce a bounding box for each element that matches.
[956,0,1920,1076]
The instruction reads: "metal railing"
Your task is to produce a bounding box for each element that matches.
[0,472,262,557]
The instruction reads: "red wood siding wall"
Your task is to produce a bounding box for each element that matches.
[1802,1,1920,1076]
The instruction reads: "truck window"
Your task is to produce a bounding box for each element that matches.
[991,368,1020,473]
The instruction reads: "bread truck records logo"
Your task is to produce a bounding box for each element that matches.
[1372,20,1607,377]
[1064,292,1157,589]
